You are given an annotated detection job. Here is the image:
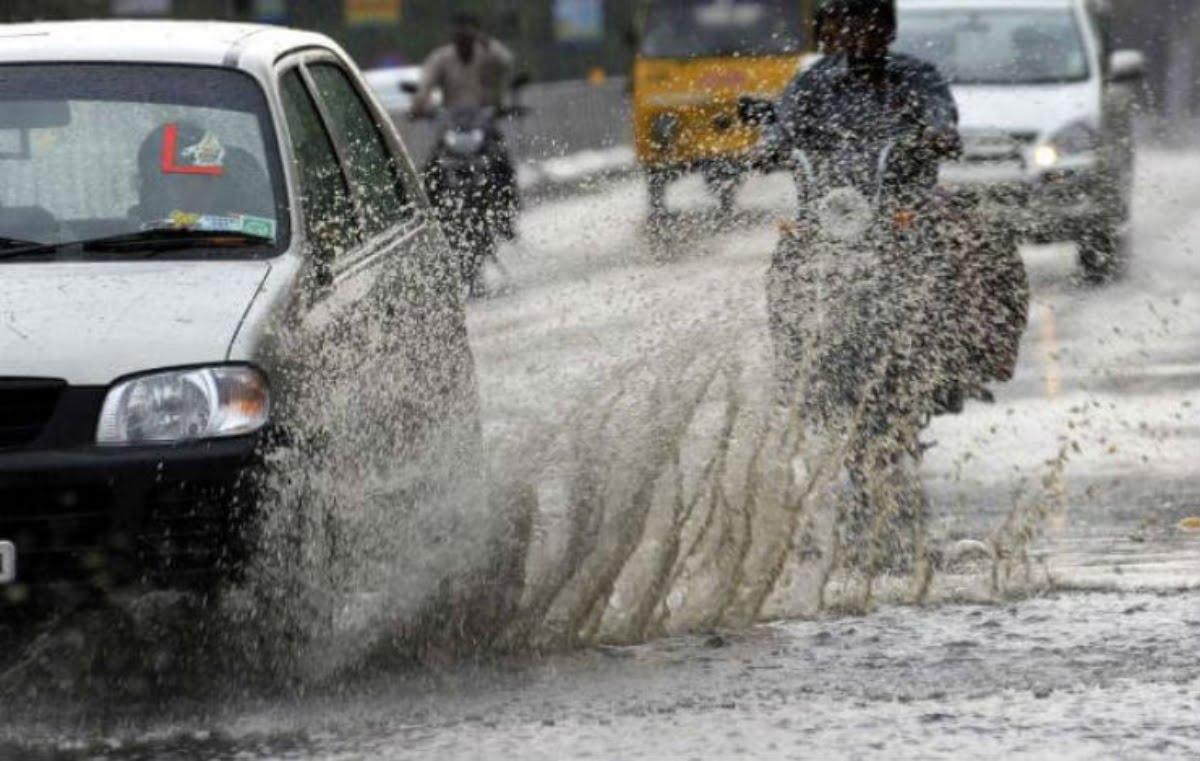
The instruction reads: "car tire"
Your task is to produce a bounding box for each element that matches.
[702,165,742,216]
[647,168,669,219]
[1078,220,1125,284]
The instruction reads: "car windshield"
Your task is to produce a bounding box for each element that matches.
[894,8,1091,85]
[641,0,806,59]
[0,64,287,261]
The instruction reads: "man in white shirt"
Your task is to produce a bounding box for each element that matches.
[411,12,515,115]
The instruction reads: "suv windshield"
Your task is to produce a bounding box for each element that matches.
[894,8,1091,85]
[641,0,806,59]
[0,64,287,261]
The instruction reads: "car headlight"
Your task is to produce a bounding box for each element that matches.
[1032,121,1099,169]
[97,365,270,446]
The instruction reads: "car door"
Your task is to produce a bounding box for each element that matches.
[274,47,479,470]
[254,49,489,635]
[277,52,420,326]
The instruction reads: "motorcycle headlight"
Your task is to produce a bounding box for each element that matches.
[97,365,270,446]
[815,187,873,243]
[444,128,485,155]
[1033,121,1099,169]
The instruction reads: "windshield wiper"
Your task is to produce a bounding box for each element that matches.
[0,229,275,262]
[80,228,275,255]
[0,236,46,249]
[0,238,63,261]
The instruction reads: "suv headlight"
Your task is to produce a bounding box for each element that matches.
[97,365,270,446]
[1032,121,1099,169]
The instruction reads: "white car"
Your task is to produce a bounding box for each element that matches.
[0,22,491,608]
[363,65,422,116]
[363,65,439,119]
[895,0,1145,280]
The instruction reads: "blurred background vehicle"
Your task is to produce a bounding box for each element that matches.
[895,0,1145,281]
[630,0,816,217]
[363,64,430,114]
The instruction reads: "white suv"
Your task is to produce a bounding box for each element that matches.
[894,0,1145,280]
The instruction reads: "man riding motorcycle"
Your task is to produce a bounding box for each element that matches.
[412,12,519,241]
[757,0,1030,578]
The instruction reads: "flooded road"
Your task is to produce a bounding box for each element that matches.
[9,590,1200,760]
[3,148,1199,759]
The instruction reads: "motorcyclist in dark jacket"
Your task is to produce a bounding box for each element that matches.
[763,0,960,188]
[763,0,1029,405]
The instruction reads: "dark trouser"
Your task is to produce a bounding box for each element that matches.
[486,130,519,240]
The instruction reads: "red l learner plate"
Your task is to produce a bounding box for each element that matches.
[0,541,15,585]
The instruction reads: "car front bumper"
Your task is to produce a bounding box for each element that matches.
[0,411,259,604]
[940,160,1110,240]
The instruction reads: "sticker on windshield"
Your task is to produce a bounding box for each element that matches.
[182,132,226,169]
[160,123,225,176]
[167,210,277,240]
[239,215,277,240]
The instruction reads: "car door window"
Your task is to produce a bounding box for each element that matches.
[279,68,359,261]
[308,63,413,239]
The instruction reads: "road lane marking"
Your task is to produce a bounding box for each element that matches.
[1039,303,1061,398]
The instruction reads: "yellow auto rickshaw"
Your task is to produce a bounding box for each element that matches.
[633,0,817,215]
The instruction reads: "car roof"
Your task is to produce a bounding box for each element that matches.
[0,21,337,72]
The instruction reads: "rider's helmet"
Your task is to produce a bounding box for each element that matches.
[814,0,898,45]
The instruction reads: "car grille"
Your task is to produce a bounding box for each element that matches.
[139,481,246,586]
[0,379,65,450]
[0,485,120,587]
[0,480,243,593]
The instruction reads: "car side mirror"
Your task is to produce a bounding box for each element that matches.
[1109,49,1146,83]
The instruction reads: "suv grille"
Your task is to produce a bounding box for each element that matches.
[0,379,65,450]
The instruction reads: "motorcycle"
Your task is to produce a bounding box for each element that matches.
[746,97,1029,573]
[423,106,523,297]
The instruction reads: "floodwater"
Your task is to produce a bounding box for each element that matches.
[2,147,1199,759]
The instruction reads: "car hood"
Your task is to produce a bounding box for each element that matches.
[952,81,1098,137]
[1,261,271,386]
